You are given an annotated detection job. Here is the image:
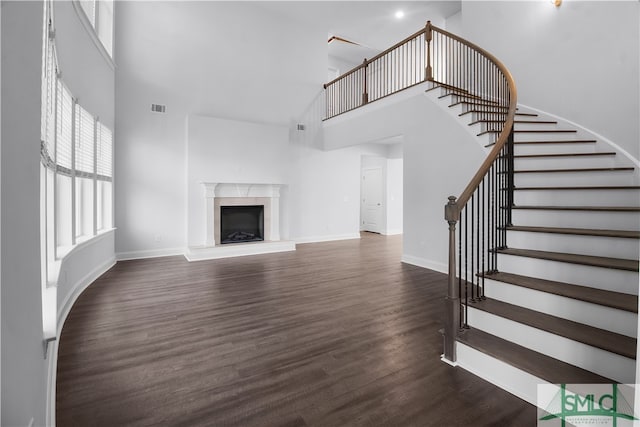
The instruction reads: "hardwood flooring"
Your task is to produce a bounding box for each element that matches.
[56,233,535,426]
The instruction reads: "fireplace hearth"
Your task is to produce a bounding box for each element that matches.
[220,205,264,244]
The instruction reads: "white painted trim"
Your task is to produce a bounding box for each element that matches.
[381,229,403,236]
[456,341,544,406]
[70,0,114,70]
[401,254,447,274]
[440,354,459,367]
[56,256,116,329]
[185,241,296,262]
[293,233,361,244]
[46,254,116,427]
[116,247,185,261]
[519,103,640,168]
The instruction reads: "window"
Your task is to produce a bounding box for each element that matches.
[40,11,114,281]
[75,0,114,57]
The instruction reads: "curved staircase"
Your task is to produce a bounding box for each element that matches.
[323,20,639,407]
[428,82,639,402]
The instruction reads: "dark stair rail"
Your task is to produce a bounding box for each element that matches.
[434,24,517,363]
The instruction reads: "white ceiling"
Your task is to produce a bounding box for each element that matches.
[115,1,461,126]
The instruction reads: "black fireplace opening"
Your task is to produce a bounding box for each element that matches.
[220,205,265,244]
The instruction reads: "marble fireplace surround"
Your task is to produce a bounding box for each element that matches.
[205,182,281,246]
[186,183,295,261]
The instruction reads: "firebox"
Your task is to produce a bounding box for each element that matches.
[220,205,265,244]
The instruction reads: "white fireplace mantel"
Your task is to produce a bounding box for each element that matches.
[203,182,282,200]
[202,182,282,247]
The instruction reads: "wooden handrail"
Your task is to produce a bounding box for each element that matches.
[434,24,518,211]
[322,21,518,365]
[324,27,427,89]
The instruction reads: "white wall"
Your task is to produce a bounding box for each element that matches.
[54,1,115,128]
[114,1,328,257]
[323,86,485,272]
[288,142,389,242]
[1,1,116,424]
[186,115,290,247]
[1,2,47,426]
[459,1,639,161]
[386,157,403,235]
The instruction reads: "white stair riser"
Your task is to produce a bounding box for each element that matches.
[514,132,585,142]
[514,156,618,170]
[496,253,639,295]
[514,170,638,187]
[482,278,637,337]
[456,342,544,406]
[513,189,640,207]
[470,122,561,135]
[514,142,597,156]
[514,122,562,131]
[506,230,640,260]
[467,307,635,383]
[511,209,640,231]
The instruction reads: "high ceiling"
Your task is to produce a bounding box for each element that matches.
[261,1,462,66]
[115,1,462,126]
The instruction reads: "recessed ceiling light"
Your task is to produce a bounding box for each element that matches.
[395,10,405,19]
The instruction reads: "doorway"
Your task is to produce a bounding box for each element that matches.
[361,166,384,233]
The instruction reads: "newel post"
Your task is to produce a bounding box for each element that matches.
[362,58,369,105]
[425,21,433,81]
[443,195,460,363]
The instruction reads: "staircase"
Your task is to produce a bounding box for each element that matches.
[323,21,640,406]
[427,83,640,404]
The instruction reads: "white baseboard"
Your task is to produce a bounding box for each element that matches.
[293,233,361,244]
[382,229,403,236]
[116,247,184,261]
[185,241,296,262]
[401,254,447,274]
[456,341,543,406]
[48,255,116,427]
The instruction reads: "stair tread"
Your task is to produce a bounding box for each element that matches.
[514,185,640,191]
[505,225,640,239]
[495,247,639,272]
[479,271,638,313]
[482,129,577,134]
[511,205,640,212]
[512,167,634,173]
[457,328,616,383]
[486,139,596,148]
[515,139,597,144]
[470,119,557,125]
[470,297,637,359]
[513,152,616,159]
[450,100,504,108]
[460,110,537,118]
[425,81,471,95]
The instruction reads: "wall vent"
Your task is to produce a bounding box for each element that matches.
[151,104,166,113]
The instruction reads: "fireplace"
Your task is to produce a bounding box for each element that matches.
[220,205,264,244]
[187,183,295,261]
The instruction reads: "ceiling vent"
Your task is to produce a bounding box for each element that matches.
[151,104,166,113]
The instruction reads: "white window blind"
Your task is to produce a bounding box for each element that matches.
[41,38,56,160]
[56,82,74,171]
[97,123,113,178]
[74,105,95,175]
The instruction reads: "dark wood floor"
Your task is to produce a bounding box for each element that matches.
[56,233,535,426]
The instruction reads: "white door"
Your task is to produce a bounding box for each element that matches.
[361,167,384,233]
